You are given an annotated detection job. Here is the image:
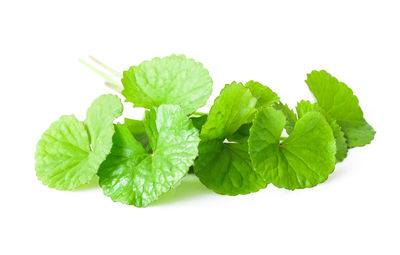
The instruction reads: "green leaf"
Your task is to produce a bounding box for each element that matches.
[200,82,257,141]
[295,100,320,119]
[123,118,149,151]
[35,116,92,190]
[194,82,266,195]
[227,123,252,143]
[85,94,124,156]
[121,54,213,115]
[98,105,200,207]
[245,81,279,109]
[305,70,375,148]
[226,79,280,143]
[225,80,280,143]
[249,107,336,190]
[188,114,209,174]
[190,114,208,132]
[273,102,297,134]
[35,95,123,190]
[296,100,348,162]
[327,118,348,162]
[194,140,267,195]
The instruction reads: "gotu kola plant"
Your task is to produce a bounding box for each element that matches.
[35,54,375,207]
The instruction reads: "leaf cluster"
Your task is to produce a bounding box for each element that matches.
[35,55,375,207]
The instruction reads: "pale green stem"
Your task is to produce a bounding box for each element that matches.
[105,82,123,93]
[89,56,122,78]
[79,59,123,93]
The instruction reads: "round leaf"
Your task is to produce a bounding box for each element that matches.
[194,140,267,195]
[249,107,336,190]
[35,95,123,190]
[121,54,213,115]
[35,115,98,189]
[98,105,200,207]
[296,100,348,162]
[194,82,265,195]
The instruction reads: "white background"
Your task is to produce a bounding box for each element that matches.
[1,1,399,254]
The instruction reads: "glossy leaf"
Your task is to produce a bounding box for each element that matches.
[98,105,200,207]
[194,82,265,195]
[249,107,336,190]
[194,140,267,195]
[296,100,348,162]
[200,82,257,141]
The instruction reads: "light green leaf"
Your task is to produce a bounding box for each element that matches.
[249,107,336,190]
[35,95,123,190]
[305,70,375,147]
[295,100,320,119]
[35,116,92,190]
[227,79,280,143]
[296,100,348,162]
[98,105,200,207]
[226,79,281,143]
[194,82,265,195]
[200,82,257,141]
[273,102,297,134]
[194,140,267,195]
[85,94,123,157]
[121,54,213,115]
[245,81,279,109]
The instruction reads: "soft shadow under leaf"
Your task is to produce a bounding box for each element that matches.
[152,174,213,206]
[73,175,99,191]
